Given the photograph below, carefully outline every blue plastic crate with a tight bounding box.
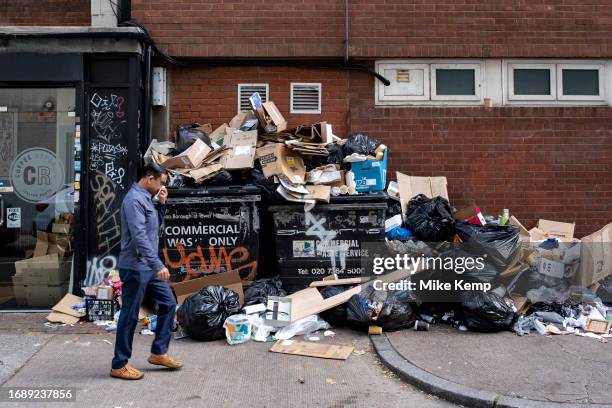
[351,149,388,192]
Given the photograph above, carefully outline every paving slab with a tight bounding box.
[0,323,457,408]
[0,334,53,385]
[385,325,612,405]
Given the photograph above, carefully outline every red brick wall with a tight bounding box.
[349,71,612,237]
[132,0,344,58]
[133,0,612,58]
[170,65,612,236]
[169,66,349,136]
[0,0,91,26]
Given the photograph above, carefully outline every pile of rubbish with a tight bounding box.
[145,92,388,205]
[43,92,611,354]
[376,172,612,341]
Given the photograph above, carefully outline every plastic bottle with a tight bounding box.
[499,209,509,226]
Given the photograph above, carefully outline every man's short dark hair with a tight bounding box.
[141,162,167,179]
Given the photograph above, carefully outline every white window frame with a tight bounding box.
[557,63,605,101]
[237,83,269,113]
[290,82,322,114]
[507,63,556,101]
[375,60,486,106]
[376,62,430,103]
[431,63,482,101]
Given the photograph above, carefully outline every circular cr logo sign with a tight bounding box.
[10,148,65,203]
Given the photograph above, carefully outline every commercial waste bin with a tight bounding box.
[160,185,262,283]
[269,193,387,292]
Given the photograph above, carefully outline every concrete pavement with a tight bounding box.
[0,314,456,408]
[376,324,612,407]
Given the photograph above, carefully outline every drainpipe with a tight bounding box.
[143,44,152,149]
[344,0,349,65]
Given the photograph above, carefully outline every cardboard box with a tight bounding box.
[47,233,71,258]
[46,311,80,325]
[96,285,114,300]
[265,296,292,326]
[270,340,354,360]
[189,163,224,183]
[229,111,255,130]
[221,130,257,170]
[529,219,576,242]
[294,122,333,144]
[12,284,27,307]
[396,172,449,214]
[195,123,213,135]
[306,164,342,185]
[537,219,575,239]
[160,139,212,169]
[453,204,486,226]
[27,283,68,308]
[51,223,71,235]
[576,222,612,288]
[538,257,566,279]
[255,143,306,184]
[12,282,69,308]
[51,293,85,318]
[209,123,229,146]
[305,185,331,203]
[509,216,531,242]
[262,101,287,132]
[13,254,70,285]
[172,270,244,305]
[33,231,49,257]
[287,285,361,323]
[351,149,388,193]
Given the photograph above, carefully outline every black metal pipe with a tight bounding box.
[0,31,148,40]
[344,0,349,65]
[143,44,152,150]
[0,26,390,85]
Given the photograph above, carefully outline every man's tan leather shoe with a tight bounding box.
[110,364,144,380]
[147,353,183,369]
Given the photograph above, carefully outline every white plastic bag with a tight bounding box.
[275,315,330,340]
[247,315,276,342]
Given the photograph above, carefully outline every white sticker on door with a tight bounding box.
[7,207,21,228]
[293,240,315,257]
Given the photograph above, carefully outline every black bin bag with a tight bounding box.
[597,275,612,306]
[459,291,517,332]
[244,276,287,306]
[346,287,418,332]
[319,285,352,327]
[175,124,211,154]
[405,194,455,242]
[455,221,520,272]
[343,132,381,157]
[177,285,241,341]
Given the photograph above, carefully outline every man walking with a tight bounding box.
[111,162,182,380]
